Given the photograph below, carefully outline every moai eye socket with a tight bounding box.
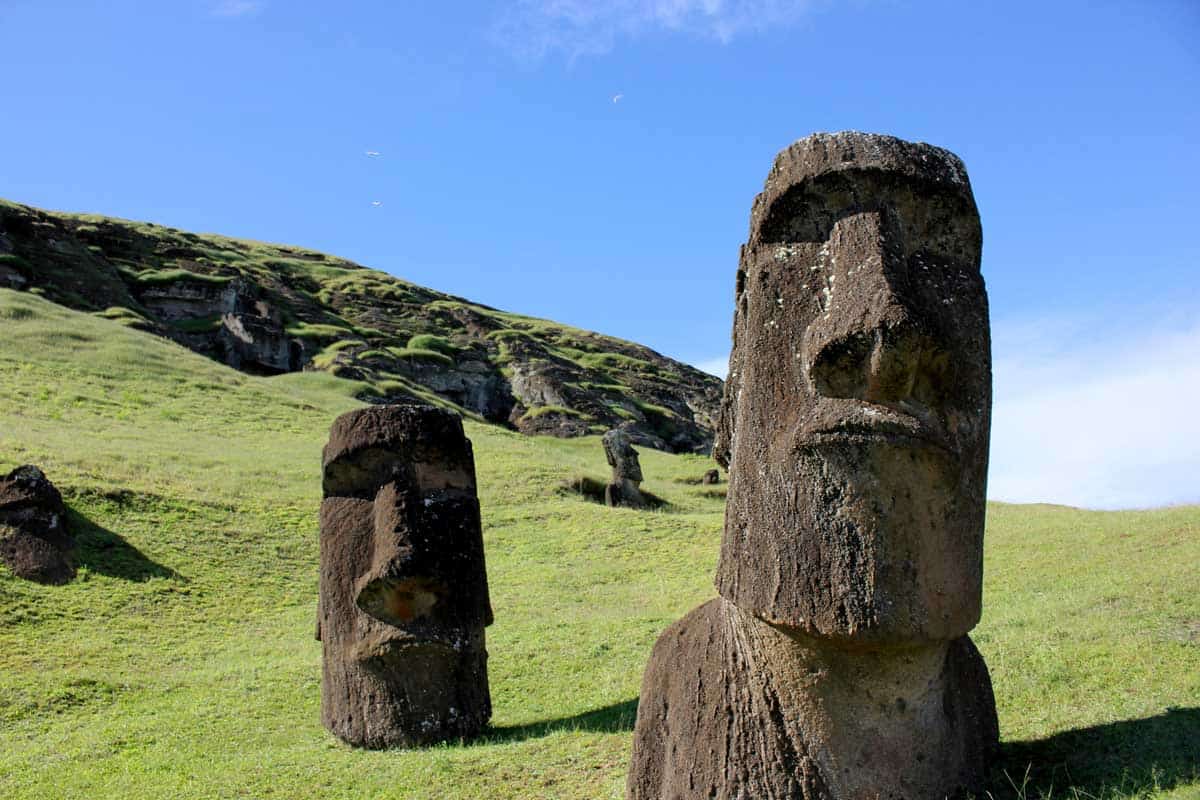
[356,575,447,625]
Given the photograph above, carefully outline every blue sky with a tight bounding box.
[2,0,1197,508]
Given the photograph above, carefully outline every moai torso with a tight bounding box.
[318,404,492,748]
[628,132,999,799]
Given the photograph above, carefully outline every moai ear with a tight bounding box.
[712,249,747,470]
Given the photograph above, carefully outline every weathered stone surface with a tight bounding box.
[318,404,492,748]
[135,276,303,374]
[630,599,998,800]
[218,308,303,374]
[701,468,720,485]
[0,264,26,289]
[602,428,645,508]
[0,465,74,584]
[629,132,998,800]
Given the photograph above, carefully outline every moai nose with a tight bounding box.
[805,211,930,404]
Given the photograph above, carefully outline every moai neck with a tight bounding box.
[725,599,986,800]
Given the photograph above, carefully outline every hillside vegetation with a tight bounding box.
[0,289,1197,799]
[0,198,722,453]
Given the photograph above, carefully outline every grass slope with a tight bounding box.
[0,288,1196,799]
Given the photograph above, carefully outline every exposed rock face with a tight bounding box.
[136,276,302,374]
[318,404,493,748]
[629,132,998,800]
[0,465,73,584]
[602,428,645,508]
[411,359,514,423]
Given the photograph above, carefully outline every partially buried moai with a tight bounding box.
[318,404,492,749]
[602,428,645,508]
[628,132,999,799]
[0,465,74,585]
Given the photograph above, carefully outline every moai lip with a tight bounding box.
[318,404,492,749]
[628,132,999,800]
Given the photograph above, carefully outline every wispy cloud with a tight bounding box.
[493,0,817,60]
[212,0,264,18]
[988,314,1200,510]
[694,355,729,378]
[692,313,1200,509]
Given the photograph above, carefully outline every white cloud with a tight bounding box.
[694,355,729,378]
[212,0,263,18]
[493,0,817,60]
[691,313,1200,509]
[988,314,1200,510]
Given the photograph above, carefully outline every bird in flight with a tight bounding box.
[365,150,382,157]
[370,201,383,207]
[612,93,623,104]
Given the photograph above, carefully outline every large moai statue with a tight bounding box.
[628,132,999,799]
[318,404,493,749]
[602,428,646,508]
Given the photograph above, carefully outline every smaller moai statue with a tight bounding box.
[318,404,493,749]
[602,428,645,508]
[700,469,720,485]
[0,465,74,584]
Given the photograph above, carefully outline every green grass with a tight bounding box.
[130,268,234,287]
[0,253,31,270]
[169,314,224,333]
[387,347,454,366]
[0,288,1196,799]
[407,333,459,356]
[285,322,355,341]
[520,404,591,422]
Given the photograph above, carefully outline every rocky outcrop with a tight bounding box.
[0,198,722,452]
[133,276,303,375]
[629,132,998,799]
[0,465,74,584]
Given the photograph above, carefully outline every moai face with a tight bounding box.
[714,133,991,646]
[319,405,492,748]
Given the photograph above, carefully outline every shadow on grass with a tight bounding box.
[989,706,1200,798]
[68,507,182,582]
[558,476,669,511]
[482,698,638,744]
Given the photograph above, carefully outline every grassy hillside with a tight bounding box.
[0,288,1196,799]
[0,198,722,453]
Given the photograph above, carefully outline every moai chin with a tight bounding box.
[602,428,646,508]
[628,132,999,799]
[318,404,493,749]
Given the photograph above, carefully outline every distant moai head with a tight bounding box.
[318,404,492,748]
[714,132,991,646]
[602,428,643,484]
